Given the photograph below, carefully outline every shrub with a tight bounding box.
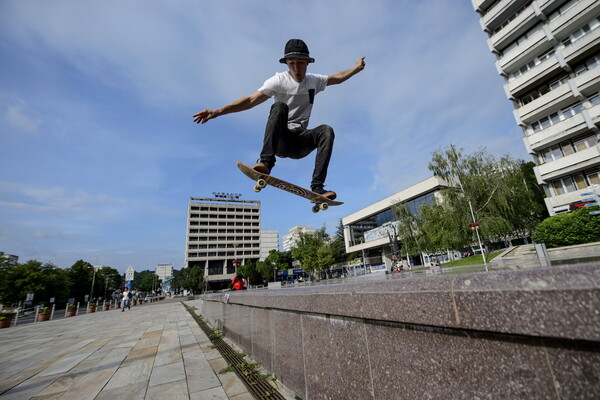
[532,207,600,248]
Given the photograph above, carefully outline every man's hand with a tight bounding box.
[193,109,221,124]
[327,56,366,86]
[356,56,366,72]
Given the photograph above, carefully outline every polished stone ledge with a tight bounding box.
[203,265,600,341]
[199,265,600,399]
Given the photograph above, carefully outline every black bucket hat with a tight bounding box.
[279,39,315,63]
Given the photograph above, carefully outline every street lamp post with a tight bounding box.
[467,198,488,271]
[104,275,110,300]
[89,267,97,302]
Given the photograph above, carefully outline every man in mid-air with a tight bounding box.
[193,39,365,199]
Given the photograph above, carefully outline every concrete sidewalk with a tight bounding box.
[0,299,254,400]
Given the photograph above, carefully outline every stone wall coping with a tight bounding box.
[201,265,600,341]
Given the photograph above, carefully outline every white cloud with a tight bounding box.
[1,96,41,134]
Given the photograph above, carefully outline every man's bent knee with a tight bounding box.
[270,102,288,115]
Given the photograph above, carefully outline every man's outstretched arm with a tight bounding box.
[193,91,270,124]
[327,57,366,86]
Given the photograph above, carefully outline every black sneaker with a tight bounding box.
[312,186,337,200]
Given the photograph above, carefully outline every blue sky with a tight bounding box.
[0,1,527,273]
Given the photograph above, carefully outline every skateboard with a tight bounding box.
[236,161,343,213]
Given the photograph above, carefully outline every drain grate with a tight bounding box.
[183,303,287,400]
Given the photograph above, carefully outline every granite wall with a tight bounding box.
[198,265,600,399]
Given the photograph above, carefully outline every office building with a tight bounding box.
[282,225,315,252]
[260,230,280,261]
[155,264,173,282]
[185,196,261,290]
[342,176,448,268]
[472,0,600,214]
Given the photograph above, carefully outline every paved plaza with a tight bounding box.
[0,299,257,400]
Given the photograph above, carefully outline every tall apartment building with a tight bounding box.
[259,230,280,261]
[282,225,315,252]
[472,0,600,215]
[185,197,261,290]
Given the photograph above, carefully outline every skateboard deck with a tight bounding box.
[236,161,343,213]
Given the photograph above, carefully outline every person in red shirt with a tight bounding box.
[232,273,245,291]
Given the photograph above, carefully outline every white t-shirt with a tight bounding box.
[258,71,328,131]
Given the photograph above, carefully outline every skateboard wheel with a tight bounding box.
[312,205,320,213]
[257,179,267,189]
[319,203,329,211]
[253,185,262,193]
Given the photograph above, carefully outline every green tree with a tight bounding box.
[426,145,542,251]
[263,250,291,280]
[291,227,334,279]
[237,260,264,286]
[172,267,204,293]
[67,260,94,302]
[533,207,600,248]
[331,219,348,263]
[95,267,122,300]
[0,253,11,303]
[2,260,70,305]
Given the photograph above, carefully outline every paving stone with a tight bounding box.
[0,300,257,400]
[148,361,186,387]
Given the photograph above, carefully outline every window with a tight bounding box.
[531,102,582,132]
[575,52,600,76]
[561,141,575,156]
[501,23,543,56]
[573,133,597,151]
[509,49,555,82]
[562,176,576,193]
[562,17,600,47]
[520,74,569,106]
[589,93,600,106]
[541,145,563,162]
[493,1,533,34]
[573,173,587,190]
[587,170,600,185]
[548,0,582,22]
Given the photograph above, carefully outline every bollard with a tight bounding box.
[50,304,55,320]
[76,302,80,316]
[34,305,40,323]
[13,307,20,326]
[64,303,69,318]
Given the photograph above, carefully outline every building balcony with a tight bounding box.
[506,54,561,97]
[537,145,600,182]
[549,0,600,42]
[536,0,562,14]
[562,27,600,65]
[544,187,594,214]
[589,102,600,126]
[524,113,589,150]
[472,0,499,14]
[345,236,390,255]
[516,82,573,124]
[499,29,550,74]
[489,5,538,52]
[574,68,600,96]
[482,0,528,30]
